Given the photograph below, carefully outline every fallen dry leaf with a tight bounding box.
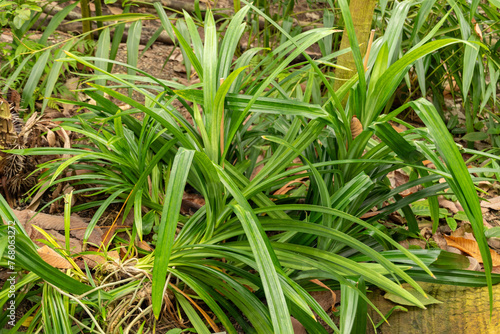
[478,181,492,191]
[438,197,459,214]
[463,232,476,241]
[310,279,337,312]
[37,245,72,269]
[483,218,493,229]
[432,232,448,250]
[181,192,205,215]
[389,212,405,224]
[274,177,308,196]
[108,6,122,15]
[488,237,500,250]
[388,170,421,197]
[481,196,500,211]
[360,211,382,219]
[467,256,481,271]
[473,20,483,41]
[446,246,462,255]
[82,250,120,268]
[444,235,500,266]
[13,209,102,246]
[171,49,184,62]
[450,224,471,237]
[390,122,407,133]
[46,129,56,147]
[136,240,153,252]
[399,238,427,249]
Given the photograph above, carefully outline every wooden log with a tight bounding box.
[35,8,175,45]
[34,7,323,64]
[113,0,322,31]
[367,282,500,333]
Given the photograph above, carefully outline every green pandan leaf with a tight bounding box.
[384,287,443,306]
[462,132,488,142]
[165,329,184,334]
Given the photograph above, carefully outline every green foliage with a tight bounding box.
[0,1,89,112]
[0,1,150,113]
[1,1,500,333]
[0,0,42,29]
[371,0,500,146]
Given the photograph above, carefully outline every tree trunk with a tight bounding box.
[334,0,377,93]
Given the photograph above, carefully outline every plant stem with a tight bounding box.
[80,0,93,40]
[233,0,240,13]
[95,0,104,32]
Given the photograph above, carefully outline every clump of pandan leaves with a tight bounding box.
[2,1,500,333]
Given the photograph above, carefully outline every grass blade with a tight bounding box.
[95,27,111,96]
[126,20,142,97]
[22,49,51,109]
[42,41,74,112]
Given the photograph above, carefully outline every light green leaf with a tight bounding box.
[462,132,488,142]
[384,287,442,306]
[152,149,195,318]
[485,227,500,239]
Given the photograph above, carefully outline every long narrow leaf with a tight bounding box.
[152,149,195,318]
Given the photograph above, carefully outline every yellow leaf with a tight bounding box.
[22,316,34,327]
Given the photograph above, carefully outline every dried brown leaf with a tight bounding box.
[444,235,500,266]
[438,197,459,214]
[310,279,337,312]
[388,170,420,197]
[82,250,120,268]
[390,122,406,133]
[37,245,72,269]
[474,22,483,42]
[181,192,206,215]
[350,116,363,139]
[467,256,481,271]
[432,232,448,250]
[108,6,122,15]
[250,154,265,181]
[13,210,103,246]
[136,240,153,252]
[481,196,500,211]
[274,177,308,196]
[46,129,56,147]
[360,211,382,219]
